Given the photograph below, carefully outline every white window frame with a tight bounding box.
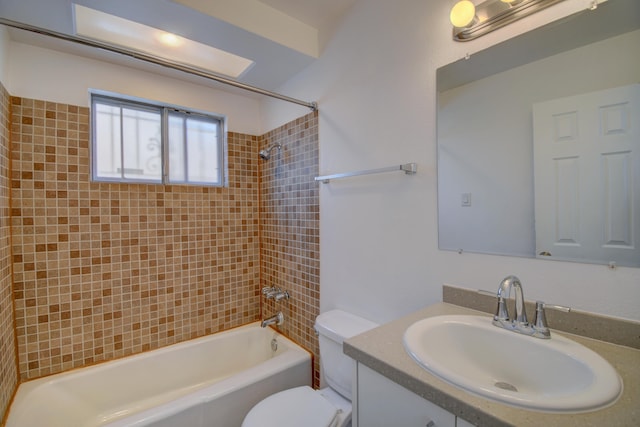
[90,90,228,187]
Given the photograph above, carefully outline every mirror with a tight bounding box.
[437,0,640,267]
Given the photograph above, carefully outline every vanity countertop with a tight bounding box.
[343,302,640,427]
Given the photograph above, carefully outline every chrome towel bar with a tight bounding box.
[315,163,417,184]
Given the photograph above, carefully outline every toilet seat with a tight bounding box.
[242,386,339,427]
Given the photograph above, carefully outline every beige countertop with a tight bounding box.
[344,302,640,427]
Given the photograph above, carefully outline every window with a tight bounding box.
[91,92,227,186]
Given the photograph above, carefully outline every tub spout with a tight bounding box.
[261,312,284,328]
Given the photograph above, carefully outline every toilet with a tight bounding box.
[242,309,378,427]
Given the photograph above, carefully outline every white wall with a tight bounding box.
[262,0,640,323]
[0,28,9,84]
[5,41,262,135]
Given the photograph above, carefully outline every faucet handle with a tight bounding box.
[262,287,290,301]
[533,301,550,338]
[533,301,571,338]
[494,296,510,323]
[274,290,290,301]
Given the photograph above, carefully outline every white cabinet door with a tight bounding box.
[456,417,476,427]
[355,363,456,427]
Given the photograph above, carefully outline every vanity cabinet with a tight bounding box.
[455,418,475,427]
[355,363,474,427]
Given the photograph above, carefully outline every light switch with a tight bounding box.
[461,193,471,207]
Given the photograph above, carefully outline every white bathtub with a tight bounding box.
[6,322,311,427]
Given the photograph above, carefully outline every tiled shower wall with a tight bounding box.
[10,97,262,380]
[260,112,320,387]
[0,84,17,419]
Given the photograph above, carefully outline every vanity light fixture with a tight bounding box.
[450,0,566,41]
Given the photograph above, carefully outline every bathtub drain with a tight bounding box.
[271,338,278,352]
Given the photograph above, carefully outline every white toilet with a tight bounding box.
[242,309,378,427]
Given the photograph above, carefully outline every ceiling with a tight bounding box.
[0,0,358,94]
[260,0,355,31]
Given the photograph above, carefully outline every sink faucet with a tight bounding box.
[494,275,528,327]
[261,311,284,328]
[493,275,542,337]
[490,276,571,339]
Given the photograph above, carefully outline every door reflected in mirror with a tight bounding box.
[437,0,640,267]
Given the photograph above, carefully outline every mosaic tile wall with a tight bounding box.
[0,83,17,420]
[260,111,321,387]
[10,97,262,380]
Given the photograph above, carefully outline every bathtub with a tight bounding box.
[6,322,311,427]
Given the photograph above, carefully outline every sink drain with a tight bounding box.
[494,381,518,392]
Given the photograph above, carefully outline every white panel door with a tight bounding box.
[533,84,640,266]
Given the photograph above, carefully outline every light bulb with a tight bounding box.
[450,1,476,28]
[157,32,183,47]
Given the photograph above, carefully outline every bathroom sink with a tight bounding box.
[403,315,622,413]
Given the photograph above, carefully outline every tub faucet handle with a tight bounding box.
[274,290,290,301]
[263,287,290,301]
[263,286,280,299]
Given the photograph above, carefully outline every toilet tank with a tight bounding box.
[314,310,378,400]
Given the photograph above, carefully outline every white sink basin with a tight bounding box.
[403,315,622,413]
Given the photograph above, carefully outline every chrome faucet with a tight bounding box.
[261,311,284,328]
[494,275,528,328]
[488,276,571,339]
[493,275,545,338]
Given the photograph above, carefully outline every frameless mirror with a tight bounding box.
[437,0,640,267]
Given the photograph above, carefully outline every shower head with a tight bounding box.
[259,144,281,160]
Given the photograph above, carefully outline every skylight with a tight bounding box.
[73,4,254,78]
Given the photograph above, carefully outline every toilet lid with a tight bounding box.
[242,386,338,427]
